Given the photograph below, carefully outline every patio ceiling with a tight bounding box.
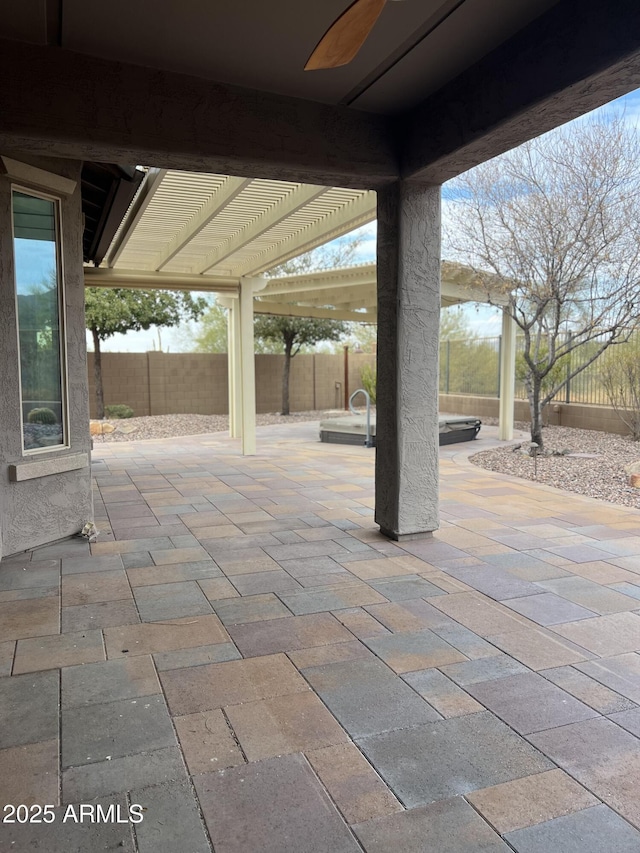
[0,0,560,116]
[84,169,506,318]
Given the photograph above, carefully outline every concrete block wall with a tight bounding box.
[149,353,228,416]
[88,351,376,417]
[253,355,281,412]
[439,393,633,437]
[88,352,228,417]
[87,359,633,436]
[547,402,632,436]
[313,354,345,410]
[88,352,151,417]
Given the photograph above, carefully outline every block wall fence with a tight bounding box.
[87,352,631,436]
[439,393,631,436]
[87,352,376,418]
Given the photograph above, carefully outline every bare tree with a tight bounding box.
[445,113,640,449]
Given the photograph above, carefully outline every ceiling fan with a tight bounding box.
[305,0,407,71]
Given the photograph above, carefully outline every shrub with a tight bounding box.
[360,363,377,404]
[600,344,640,440]
[27,407,57,425]
[104,404,134,419]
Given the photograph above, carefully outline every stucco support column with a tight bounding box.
[375,181,441,540]
[498,309,516,440]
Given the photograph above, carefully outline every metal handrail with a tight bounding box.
[349,388,373,447]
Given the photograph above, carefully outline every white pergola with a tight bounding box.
[86,169,516,452]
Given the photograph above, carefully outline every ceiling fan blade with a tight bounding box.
[305,0,387,71]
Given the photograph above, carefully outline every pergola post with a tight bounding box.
[238,277,265,456]
[498,309,516,440]
[219,294,243,439]
[229,299,242,438]
[375,181,441,540]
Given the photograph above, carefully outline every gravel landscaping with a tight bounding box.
[471,423,640,508]
[91,410,334,442]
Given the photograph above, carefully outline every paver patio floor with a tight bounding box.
[3,422,640,850]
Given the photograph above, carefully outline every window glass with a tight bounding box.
[13,190,65,451]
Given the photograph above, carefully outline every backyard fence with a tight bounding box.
[87,351,376,419]
[439,332,640,407]
[88,333,640,438]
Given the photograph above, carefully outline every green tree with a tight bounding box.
[184,298,283,354]
[255,231,361,413]
[440,306,473,340]
[187,298,227,353]
[360,362,377,404]
[334,322,377,354]
[85,288,207,418]
[254,316,347,414]
[446,112,640,449]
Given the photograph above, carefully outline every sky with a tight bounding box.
[88,87,640,353]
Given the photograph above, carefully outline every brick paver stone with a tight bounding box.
[194,753,361,853]
[354,796,510,852]
[7,425,640,849]
[160,653,309,716]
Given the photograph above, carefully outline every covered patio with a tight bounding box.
[3,425,640,850]
[2,1,640,849]
[84,169,517,452]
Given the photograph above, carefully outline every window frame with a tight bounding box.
[11,184,70,456]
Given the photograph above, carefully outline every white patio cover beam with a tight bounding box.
[261,284,375,308]
[197,184,331,274]
[262,263,508,305]
[262,265,377,296]
[106,168,167,268]
[440,280,508,306]
[84,267,239,293]
[154,176,252,271]
[254,302,375,321]
[233,192,376,277]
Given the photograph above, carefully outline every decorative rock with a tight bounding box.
[90,421,116,436]
[471,423,640,508]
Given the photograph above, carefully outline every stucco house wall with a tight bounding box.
[0,154,92,558]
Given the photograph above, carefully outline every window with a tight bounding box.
[12,189,67,452]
